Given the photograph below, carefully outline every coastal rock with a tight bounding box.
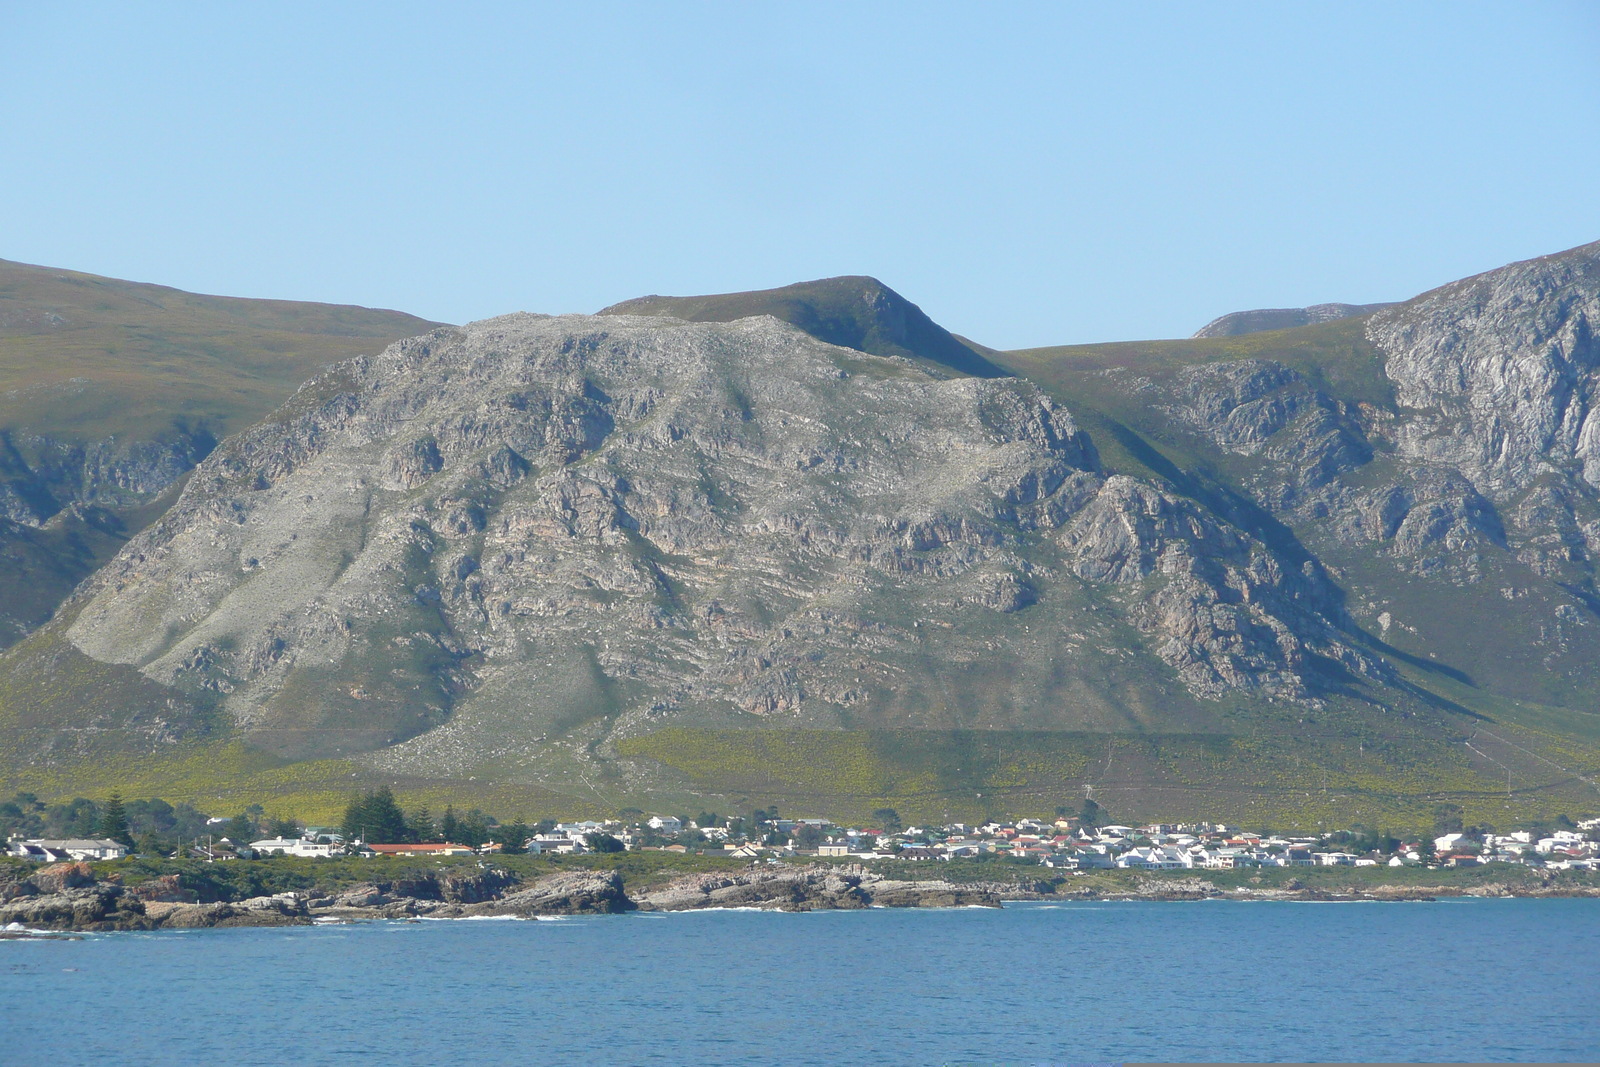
[632,864,999,911]
[130,873,197,903]
[468,869,632,916]
[1132,875,1222,900]
[143,898,310,928]
[633,866,869,911]
[865,879,1000,908]
[327,868,518,908]
[0,884,151,931]
[31,861,96,893]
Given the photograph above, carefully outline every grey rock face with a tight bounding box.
[1094,241,1600,706]
[0,428,214,527]
[1369,241,1600,499]
[58,312,1362,765]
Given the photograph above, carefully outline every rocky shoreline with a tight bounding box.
[4,862,1597,934]
[0,862,1004,933]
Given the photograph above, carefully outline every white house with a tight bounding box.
[248,837,302,855]
[1116,846,1191,870]
[529,835,585,854]
[12,838,127,861]
[248,837,343,858]
[648,816,683,834]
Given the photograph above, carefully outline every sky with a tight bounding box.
[2,3,1598,348]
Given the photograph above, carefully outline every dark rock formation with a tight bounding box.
[464,869,633,916]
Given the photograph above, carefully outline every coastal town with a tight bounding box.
[8,793,1600,873]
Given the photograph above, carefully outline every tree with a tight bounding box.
[98,793,135,848]
[791,824,824,849]
[440,806,459,843]
[269,816,302,840]
[1079,798,1104,829]
[224,812,255,844]
[341,787,407,844]
[872,808,903,833]
[585,832,625,853]
[1433,803,1464,836]
[457,809,491,849]
[126,798,177,836]
[407,806,435,843]
[59,797,100,837]
[498,821,530,855]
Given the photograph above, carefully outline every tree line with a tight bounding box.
[340,787,545,852]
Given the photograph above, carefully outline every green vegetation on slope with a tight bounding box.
[0,258,442,646]
[615,721,1600,831]
[0,257,441,445]
[599,275,1006,379]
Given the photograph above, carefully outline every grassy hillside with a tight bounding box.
[0,257,440,445]
[0,258,441,644]
[599,275,1007,379]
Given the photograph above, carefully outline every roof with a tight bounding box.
[367,842,474,854]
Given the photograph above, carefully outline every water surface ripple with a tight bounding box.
[4,898,1598,1064]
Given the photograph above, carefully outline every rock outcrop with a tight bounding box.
[625,864,1001,911]
[463,869,633,916]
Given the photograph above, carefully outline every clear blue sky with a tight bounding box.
[3,3,1598,348]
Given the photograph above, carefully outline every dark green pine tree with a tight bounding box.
[498,821,530,855]
[340,795,366,843]
[341,787,409,844]
[97,792,135,848]
[224,812,256,844]
[458,809,490,848]
[440,805,459,843]
[1078,797,1104,829]
[407,805,435,844]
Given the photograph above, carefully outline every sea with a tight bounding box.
[4,898,1598,1065]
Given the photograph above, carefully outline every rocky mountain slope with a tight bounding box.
[1193,301,1396,338]
[56,311,1376,766]
[0,259,439,645]
[4,245,1600,827]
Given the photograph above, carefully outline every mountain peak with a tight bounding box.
[600,275,1007,379]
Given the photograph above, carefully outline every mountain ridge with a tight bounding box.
[1193,301,1397,338]
[5,245,1600,827]
[599,275,1008,380]
[0,257,442,645]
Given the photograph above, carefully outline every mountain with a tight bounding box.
[4,247,1600,828]
[1194,302,1396,338]
[0,258,441,645]
[599,275,1008,379]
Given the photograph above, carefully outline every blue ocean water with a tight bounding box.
[4,898,1598,1065]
